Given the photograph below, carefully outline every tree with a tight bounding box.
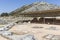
[1,12,9,17]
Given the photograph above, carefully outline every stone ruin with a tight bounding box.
[43,34,60,40]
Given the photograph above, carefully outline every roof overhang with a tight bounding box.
[20,9,60,14]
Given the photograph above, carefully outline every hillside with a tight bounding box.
[10,4,34,16]
[10,1,60,16]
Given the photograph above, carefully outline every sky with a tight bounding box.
[0,0,60,13]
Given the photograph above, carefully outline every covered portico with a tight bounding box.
[38,17,56,24]
[19,9,60,25]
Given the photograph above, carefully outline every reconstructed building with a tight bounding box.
[19,9,60,25]
[15,2,60,25]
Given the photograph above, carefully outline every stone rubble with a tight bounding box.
[43,34,60,40]
[0,31,35,40]
[0,22,35,40]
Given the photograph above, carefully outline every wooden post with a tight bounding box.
[43,17,45,24]
[53,18,54,24]
[53,18,55,25]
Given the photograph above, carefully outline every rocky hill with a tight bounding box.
[10,1,60,16]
